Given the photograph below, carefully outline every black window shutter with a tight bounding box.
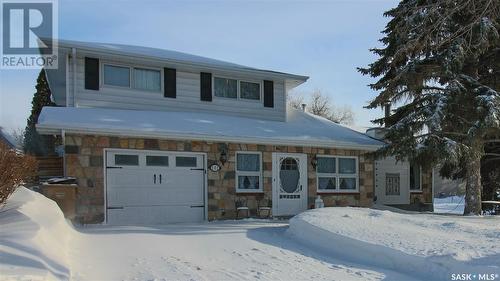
[200,72,212,101]
[264,80,274,108]
[84,57,99,90]
[164,68,176,98]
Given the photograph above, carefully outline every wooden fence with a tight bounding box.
[36,156,63,179]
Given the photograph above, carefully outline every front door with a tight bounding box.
[272,153,308,216]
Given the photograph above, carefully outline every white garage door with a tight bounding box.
[105,150,205,225]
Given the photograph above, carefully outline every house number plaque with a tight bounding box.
[209,164,221,172]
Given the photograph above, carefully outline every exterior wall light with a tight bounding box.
[219,150,228,166]
[311,155,318,169]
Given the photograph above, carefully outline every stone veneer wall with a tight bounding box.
[64,134,375,224]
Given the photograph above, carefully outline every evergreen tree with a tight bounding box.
[359,0,500,215]
[23,69,56,156]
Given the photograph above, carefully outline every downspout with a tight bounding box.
[65,53,70,107]
[62,129,66,177]
[72,47,77,107]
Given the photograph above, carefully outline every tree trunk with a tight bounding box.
[463,150,482,215]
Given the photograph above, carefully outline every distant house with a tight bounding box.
[366,127,465,211]
[0,128,18,150]
[366,128,434,211]
[36,39,384,225]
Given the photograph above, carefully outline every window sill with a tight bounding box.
[214,96,262,103]
[317,191,360,195]
[236,190,264,194]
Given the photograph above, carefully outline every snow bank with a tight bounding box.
[0,187,75,280]
[288,207,500,280]
[434,196,465,214]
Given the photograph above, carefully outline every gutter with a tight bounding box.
[36,124,383,151]
[71,47,77,106]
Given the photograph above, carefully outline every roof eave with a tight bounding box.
[36,124,382,151]
[55,41,309,83]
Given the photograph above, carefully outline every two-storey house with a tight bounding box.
[36,39,384,224]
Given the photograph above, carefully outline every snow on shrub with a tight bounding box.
[0,142,37,204]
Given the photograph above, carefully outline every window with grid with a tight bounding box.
[316,156,358,192]
[235,152,262,192]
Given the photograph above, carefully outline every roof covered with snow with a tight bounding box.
[0,128,18,149]
[36,107,383,150]
[52,39,308,82]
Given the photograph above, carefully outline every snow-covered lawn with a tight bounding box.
[434,196,465,214]
[289,207,500,281]
[1,188,499,281]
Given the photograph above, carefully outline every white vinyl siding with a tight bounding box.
[235,152,262,193]
[316,155,359,193]
[72,54,286,121]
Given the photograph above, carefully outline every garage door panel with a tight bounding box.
[107,205,204,225]
[106,150,205,225]
[109,187,204,207]
[107,169,145,186]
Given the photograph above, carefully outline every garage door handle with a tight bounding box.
[190,205,204,208]
[153,174,156,184]
[159,174,162,184]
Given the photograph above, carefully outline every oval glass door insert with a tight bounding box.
[279,157,300,193]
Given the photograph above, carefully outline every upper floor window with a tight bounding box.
[134,68,161,91]
[240,81,260,100]
[214,76,261,101]
[214,77,237,98]
[316,156,358,192]
[104,65,130,88]
[103,64,161,92]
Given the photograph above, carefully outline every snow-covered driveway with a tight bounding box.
[7,188,497,281]
[70,221,415,281]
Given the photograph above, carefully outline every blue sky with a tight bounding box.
[0,0,397,133]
